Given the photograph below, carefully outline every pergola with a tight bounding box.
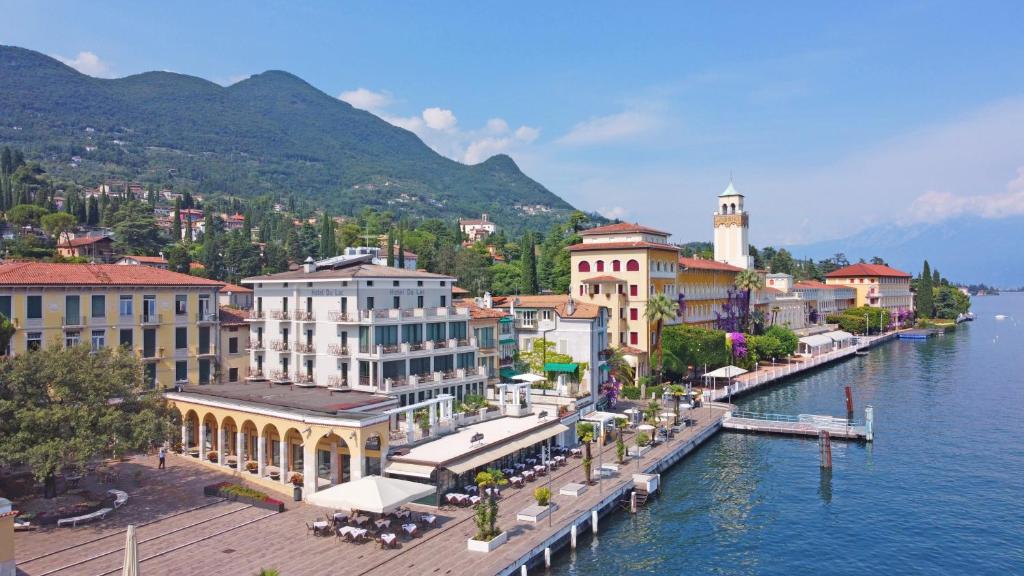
[384,394,455,444]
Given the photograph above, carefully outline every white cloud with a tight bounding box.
[422,107,458,131]
[54,51,111,78]
[557,110,658,146]
[485,118,509,134]
[598,206,629,220]
[339,87,393,112]
[908,167,1024,222]
[514,126,540,143]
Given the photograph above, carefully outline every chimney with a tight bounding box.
[483,292,493,309]
[565,295,576,316]
[303,256,316,273]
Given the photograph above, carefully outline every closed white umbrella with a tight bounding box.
[306,475,435,514]
[122,524,138,576]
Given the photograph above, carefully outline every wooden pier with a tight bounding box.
[723,410,870,440]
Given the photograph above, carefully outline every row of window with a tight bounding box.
[0,294,210,322]
[257,279,445,289]
[578,259,639,273]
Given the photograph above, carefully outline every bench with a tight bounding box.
[108,489,129,509]
[57,507,113,527]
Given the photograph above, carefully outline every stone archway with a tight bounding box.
[220,415,239,468]
[200,412,219,462]
[180,409,200,453]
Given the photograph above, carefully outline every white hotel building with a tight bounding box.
[242,256,487,408]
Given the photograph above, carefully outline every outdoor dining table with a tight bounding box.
[420,514,437,526]
[509,476,524,487]
[570,448,583,457]
[502,468,515,476]
[332,512,348,526]
[338,526,368,540]
[65,474,83,489]
[484,487,501,497]
[470,495,481,505]
[533,464,546,474]
[465,485,478,495]
[525,458,538,465]
[554,455,567,464]
[351,515,369,526]
[393,510,411,520]
[446,493,468,506]
[313,520,330,536]
[514,462,526,471]
[375,518,391,530]
[402,523,418,537]
[380,532,397,548]
[522,470,536,481]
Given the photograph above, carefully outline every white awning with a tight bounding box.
[306,475,435,514]
[510,374,546,383]
[799,334,833,348]
[703,365,748,379]
[824,330,853,342]
[445,423,569,475]
[384,461,436,480]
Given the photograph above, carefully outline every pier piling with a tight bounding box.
[544,547,551,568]
[592,510,599,534]
[818,430,832,469]
[571,524,577,548]
[865,405,874,441]
[845,386,854,418]
[520,565,527,576]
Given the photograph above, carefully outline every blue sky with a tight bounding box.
[4,0,1024,246]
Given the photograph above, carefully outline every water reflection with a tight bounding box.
[818,468,832,504]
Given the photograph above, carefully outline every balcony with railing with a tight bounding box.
[195,346,216,358]
[378,366,489,392]
[246,310,266,321]
[269,309,290,320]
[269,369,291,383]
[245,368,267,381]
[327,343,349,356]
[294,372,315,386]
[62,315,84,329]
[294,342,316,354]
[140,313,162,326]
[294,311,315,322]
[197,311,218,324]
[363,337,477,358]
[328,310,357,323]
[327,374,347,389]
[358,306,472,323]
[270,339,289,351]
[247,340,265,352]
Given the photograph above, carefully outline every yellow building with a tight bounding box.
[677,257,742,328]
[570,222,681,375]
[219,305,250,384]
[165,384,392,499]
[0,262,223,387]
[824,263,914,315]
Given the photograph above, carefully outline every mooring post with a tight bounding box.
[844,386,854,419]
[545,547,551,568]
[591,510,599,534]
[520,564,527,576]
[630,491,637,513]
[865,405,874,441]
[571,524,577,548]
[818,430,832,469]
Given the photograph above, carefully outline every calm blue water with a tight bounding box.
[550,294,1024,575]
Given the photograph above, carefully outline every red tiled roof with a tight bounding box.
[678,257,742,272]
[451,286,470,295]
[492,295,603,319]
[825,263,911,278]
[59,235,112,248]
[219,282,253,294]
[619,346,645,355]
[219,305,248,325]
[455,298,509,320]
[0,262,224,287]
[792,280,839,289]
[581,275,625,283]
[580,222,670,237]
[568,241,678,253]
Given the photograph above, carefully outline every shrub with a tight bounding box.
[637,432,650,446]
[615,435,626,464]
[764,325,798,356]
[533,487,551,506]
[620,386,642,400]
[245,460,258,472]
[206,450,218,462]
[289,472,303,486]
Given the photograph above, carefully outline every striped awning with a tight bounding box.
[384,461,436,480]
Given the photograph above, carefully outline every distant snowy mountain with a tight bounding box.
[787,216,1024,287]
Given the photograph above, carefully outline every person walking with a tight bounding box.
[158,445,167,470]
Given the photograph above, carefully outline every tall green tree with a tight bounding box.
[111,201,164,255]
[519,232,538,294]
[917,260,934,319]
[386,230,395,266]
[734,269,763,330]
[172,197,182,242]
[0,345,178,497]
[644,293,680,383]
[40,211,76,247]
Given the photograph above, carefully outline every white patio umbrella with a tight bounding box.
[659,412,676,421]
[637,424,655,432]
[511,373,546,383]
[121,524,138,576]
[306,475,435,514]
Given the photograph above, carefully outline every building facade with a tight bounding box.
[677,257,742,328]
[457,293,509,392]
[218,306,249,384]
[824,263,914,314]
[458,213,497,242]
[242,257,487,408]
[0,262,222,386]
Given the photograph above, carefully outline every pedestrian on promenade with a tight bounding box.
[158,445,167,469]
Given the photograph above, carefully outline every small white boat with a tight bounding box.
[995,315,1007,320]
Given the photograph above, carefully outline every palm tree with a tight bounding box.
[644,293,679,384]
[607,347,635,387]
[734,269,763,331]
[668,384,687,423]
[576,422,596,485]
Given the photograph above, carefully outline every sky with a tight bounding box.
[4,0,1024,246]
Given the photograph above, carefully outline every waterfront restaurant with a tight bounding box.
[385,413,568,495]
[165,383,394,500]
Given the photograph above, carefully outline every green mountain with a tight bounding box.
[0,45,577,232]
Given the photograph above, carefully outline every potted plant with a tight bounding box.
[245,460,258,474]
[188,447,199,458]
[518,486,556,523]
[533,486,551,506]
[206,450,219,463]
[414,409,431,436]
[615,434,626,464]
[172,441,183,454]
[467,468,509,552]
[637,432,650,447]
[290,472,304,501]
[576,422,595,485]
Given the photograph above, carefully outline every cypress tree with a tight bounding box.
[520,232,538,294]
[918,260,934,319]
[172,198,182,241]
[397,227,406,269]
[386,231,395,267]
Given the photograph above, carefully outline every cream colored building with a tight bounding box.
[824,263,913,314]
[219,306,249,384]
[569,222,680,374]
[0,262,223,387]
[713,181,754,270]
[677,257,742,328]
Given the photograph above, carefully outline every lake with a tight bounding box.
[549,293,1024,575]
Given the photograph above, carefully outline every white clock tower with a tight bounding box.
[713,180,753,270]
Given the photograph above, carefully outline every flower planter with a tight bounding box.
[628,445,651,457]
[467,531,508,553]
[516,503,556,523]
[203,482,286,512]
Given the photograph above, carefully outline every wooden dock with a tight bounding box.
[723,410,869,440]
